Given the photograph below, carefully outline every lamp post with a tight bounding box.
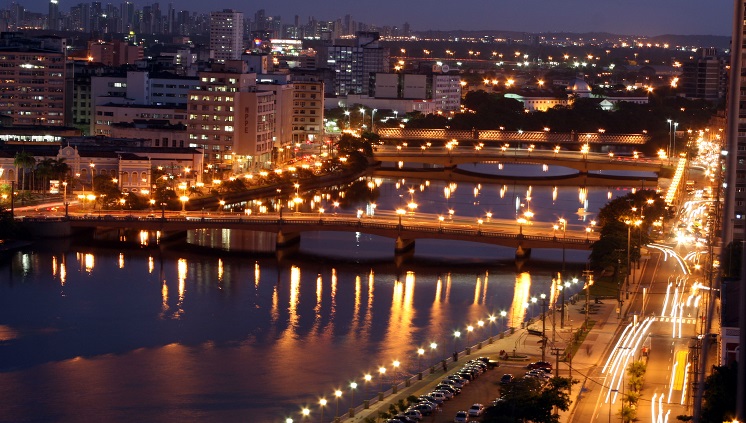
[334,390,342,419]
[466,325,474,350]
[378,366,386,392]
[396,208,405,227]
[89,162,95,191]
[301,407,310,420]
[363,373,372,398]
[359,107,366,130]
[349,381,357,411]
[453,331,461,361]
[430,341,439,363]
[517,217,527,236]
[540,293,547,361]
[318,398,327,423]
[417,348,425,375]
[371,109,377,132]
[62,181,68,217]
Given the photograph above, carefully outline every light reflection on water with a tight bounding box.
[0,247,571,422]
[0,171,644,421]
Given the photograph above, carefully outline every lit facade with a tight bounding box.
[0,47,66,125]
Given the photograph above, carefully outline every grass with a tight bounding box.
[589,275,620,298]
[563,320,596,361]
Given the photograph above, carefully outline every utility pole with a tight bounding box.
[582,269,594,328]
[541,294,547,362]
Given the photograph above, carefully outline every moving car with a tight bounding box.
[468,404,485,416]
[454,410,469,422]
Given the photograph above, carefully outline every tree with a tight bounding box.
[699,362,737,423]
[483,376,574,423]
[590,190,667,271]
[13,151,36,192]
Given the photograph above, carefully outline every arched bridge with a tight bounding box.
[377,128,650,145]
[29,213,598,258]
[373,147,664,174]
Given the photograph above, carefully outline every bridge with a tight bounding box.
[376,128,650,145]
[371,167,657,188]
[372,147,665,174]
[21,213,598,259]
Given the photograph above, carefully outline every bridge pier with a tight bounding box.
[394,236,415,254]
[515,245,532,260]
[276,230,301,248]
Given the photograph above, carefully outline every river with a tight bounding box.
[0,164,655,422]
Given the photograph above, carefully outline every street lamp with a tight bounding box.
[349,381,357,411]
[453,330,461,360]
[540,293,547,361]
[318,398,327,423]
[417,348,425,374]
[500,310,508,334]
[359,107,366,129]
[334,390,342,419]
[371,109,377,132]
[396,208,406,226]
[62,181,68,217]
[517,217,527,235]
[301,408,310,419]
[378,366,386,392]
[466,325,474,350]
[179,195,189,213]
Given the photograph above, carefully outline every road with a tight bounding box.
[567,133,721,423]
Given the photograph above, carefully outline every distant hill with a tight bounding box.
[647,34,730,50]
[413,30,731,50]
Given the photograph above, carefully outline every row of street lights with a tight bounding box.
[285,310,521,422]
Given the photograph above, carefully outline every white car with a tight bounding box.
[468,403,485,417]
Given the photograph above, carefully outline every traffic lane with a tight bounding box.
[426,363,526,423]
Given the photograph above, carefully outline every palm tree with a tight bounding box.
[13,151,36,192]
[35,158,55,193]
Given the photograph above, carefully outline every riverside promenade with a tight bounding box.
[339,290,621,423]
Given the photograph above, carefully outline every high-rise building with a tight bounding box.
[0,33,66,126]
[187,61,275,172]
[325,31,389,96]
[682,48,726,101]
[210,9,244,62]
[48,0,59,30]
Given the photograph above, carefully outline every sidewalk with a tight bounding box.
[339,291,620,423]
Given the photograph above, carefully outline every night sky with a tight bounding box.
[22,0,732,36]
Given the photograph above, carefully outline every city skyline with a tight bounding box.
[19,0,732,37]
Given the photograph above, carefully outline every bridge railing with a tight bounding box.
[39,215,597,244]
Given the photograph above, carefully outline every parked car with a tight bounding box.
[430,391,449,401]
[419,394,442,405]
[435,384,460,395]
[408,403,433,416]
[441,378,465,388]
[500,373,514,384]
[527,361,552,371]
[468,404,485,416]
[447,375,469,385]
[454,410,469,423]
[433,389,453,399]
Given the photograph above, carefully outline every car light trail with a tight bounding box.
[603,317,653,403]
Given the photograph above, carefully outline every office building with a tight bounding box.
[0,34,66,126]
[187,61,276,172]
[48,0,59,30]
[682,48,726,101]
[210,9,244,62]
[325,32,389,96]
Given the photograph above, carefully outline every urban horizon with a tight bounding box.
[13,0,733,37]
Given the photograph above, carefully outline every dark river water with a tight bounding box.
[0,164,654,422]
